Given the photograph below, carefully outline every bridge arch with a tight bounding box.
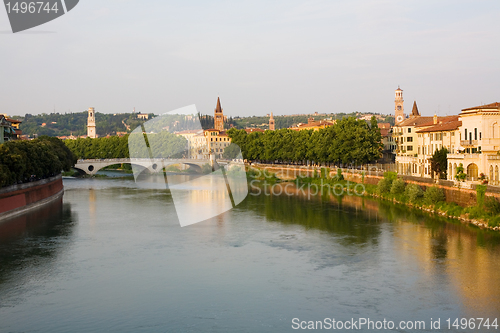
[74,159,209,175]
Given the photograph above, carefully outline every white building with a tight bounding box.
[447,102,500,184]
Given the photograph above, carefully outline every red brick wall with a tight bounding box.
[0,177,63,214]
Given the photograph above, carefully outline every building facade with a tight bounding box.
[190,129,231,159]
[0,115,22,143]
[447,102,500,184]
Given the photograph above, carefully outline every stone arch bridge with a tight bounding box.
[74,158,213,175]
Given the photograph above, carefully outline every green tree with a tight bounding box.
[430,147,448,179]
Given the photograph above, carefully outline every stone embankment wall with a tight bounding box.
[249,163,500,207]
[0,175,64,221]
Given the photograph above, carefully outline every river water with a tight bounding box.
[0,177,499,332]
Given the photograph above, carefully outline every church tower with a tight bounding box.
[87,107,96,138]
[269,112,275,131]
[214,97,224,131]
[395,87,405,124]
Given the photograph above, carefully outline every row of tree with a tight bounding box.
[64,132,189,160]
[64,136,130,159]
[0,137,76,188]
[225,116,383,165]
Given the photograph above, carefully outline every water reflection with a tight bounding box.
[0,199,76,293]
[244,182,500,319]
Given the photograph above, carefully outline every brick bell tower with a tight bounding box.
[214,97,224,131]
[395,86,405,124]
[269,112,275,130]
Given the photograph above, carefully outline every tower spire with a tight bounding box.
[411,101,420,117]
[269,112,275,131]
[214,97,224,131]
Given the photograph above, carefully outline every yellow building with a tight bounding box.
[393,95,463,178]
[447,102,500,183]
[190,129,231,159]
[414,115,461,178]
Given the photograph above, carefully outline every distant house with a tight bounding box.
[245,128,265,134]
[0,115,22,143]
[137,113,149,120]
[290,117,335,131]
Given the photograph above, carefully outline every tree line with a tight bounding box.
[225,116,383,166]
[0,137,76,188]
[20,111,155,137]
[64,132,188,160]
[64,135,130,159]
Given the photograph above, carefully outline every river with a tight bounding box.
[0,177,499,332]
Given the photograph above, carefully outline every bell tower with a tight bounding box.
[87,107,96,138]
[395,87,404,124]
[214,97,224,131]
[269,112,275,131]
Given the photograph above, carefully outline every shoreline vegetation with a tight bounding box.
[247,166,500,231]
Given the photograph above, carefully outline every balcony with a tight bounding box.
[460,140,478,147]
[488,155,500,160]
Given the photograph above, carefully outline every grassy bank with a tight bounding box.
[248,166,500,231]
[367,172,500,229]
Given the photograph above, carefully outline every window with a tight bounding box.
[465,129,467,139]
[418,147,421,154]
[430,134,433,141]
[407,137,413,142]
[475,128,478,140]
[408,128,412,133]
[407,146,413,151]
[451,132,455,136]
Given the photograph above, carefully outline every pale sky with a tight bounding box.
[1,0,499,118]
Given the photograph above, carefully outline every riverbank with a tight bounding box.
[0,174,64,221]
[247,164,500,231]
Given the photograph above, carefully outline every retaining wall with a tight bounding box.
[0,175,64,221]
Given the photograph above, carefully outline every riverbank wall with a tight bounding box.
[249,163,500,207]
[0,175,64,221]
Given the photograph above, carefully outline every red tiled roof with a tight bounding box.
[377,123,391,129]
[396,116,434,127]
[415,115,459,128]
[461,102,500,112]
[416,120,462,133]
[296,120,335,128]
[380,128,391,137]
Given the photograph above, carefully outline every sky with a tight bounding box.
[1,0,499,118]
